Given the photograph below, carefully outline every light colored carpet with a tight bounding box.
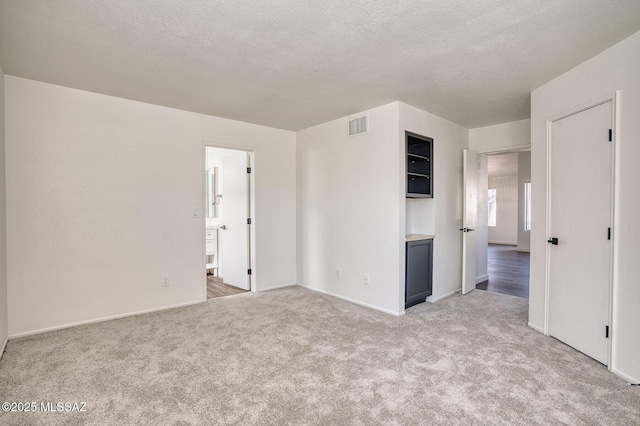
[0,287,638,425]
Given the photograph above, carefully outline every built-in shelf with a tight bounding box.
[408,153,430,160]
[406,132,433,198]
[404,132,435,309]
[408,172,430,178]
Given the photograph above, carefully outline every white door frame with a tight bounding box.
[202,141,257,301]
[471,145,531,296]
[543,91,619,371]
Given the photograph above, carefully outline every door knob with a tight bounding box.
[547,237,558,245]
[467,228,475,232]
[220,225,227,230]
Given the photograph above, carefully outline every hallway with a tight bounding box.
[476,244,530,298]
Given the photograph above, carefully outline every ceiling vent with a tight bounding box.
[348,116,368,136]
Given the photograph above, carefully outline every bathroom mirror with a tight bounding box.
[206,167,218,218]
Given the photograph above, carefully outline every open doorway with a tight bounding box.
[204,146,254,300]
[475,151,531,298]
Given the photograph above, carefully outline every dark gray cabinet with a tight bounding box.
[406,132,433,198]
[405,239,433,308]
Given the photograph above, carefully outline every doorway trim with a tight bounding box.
[476,144,531,156]
[543,91,619,371]
[472,147,531,295]
[202,141,257,302]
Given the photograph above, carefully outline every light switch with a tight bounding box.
[192,208,199,218]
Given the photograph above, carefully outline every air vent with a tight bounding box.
[348,116,368,136]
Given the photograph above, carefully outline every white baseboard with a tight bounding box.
[426,290,458,303]
[611,367,640,385]
[259,283,297,292]
[488,240,517,246]
[0,335,7,361]
[475,274,489,284]
[9,300,203,340]
[528,322,544,334]
[298,284,404,316]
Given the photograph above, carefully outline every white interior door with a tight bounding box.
[462,149,478,294]
[220,151,250,290]
[548,101,612,365]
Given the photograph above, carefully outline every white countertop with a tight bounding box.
[405,234,435,242]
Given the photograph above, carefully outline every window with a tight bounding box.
[488,188,497,227]
[524,181,532,231]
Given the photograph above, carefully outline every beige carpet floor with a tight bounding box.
[0,287,638,425]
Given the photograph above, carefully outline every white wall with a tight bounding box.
[400,103,469,302]
[296,103,403,314]
[475,155,488,283]
[5,76,296,337]
[530,30,640,382]
[516,151,531,252]
[0,66,8,356]
[296,101,468,314]
[488,175,518,245]
[469,119,531,153]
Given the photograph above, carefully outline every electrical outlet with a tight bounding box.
[364,274,369,285]
[162,275,169,287]
[336,268,342,279]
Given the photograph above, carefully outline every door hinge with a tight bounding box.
[247,218,252,225]
[247,268,252,275]
[247,167,252,174]
[608,129,612,142]
[605,325,610,338]
[608,227,611,240]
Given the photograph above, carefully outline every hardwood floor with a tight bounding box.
[476,244,530,298]
[207,275,248,299]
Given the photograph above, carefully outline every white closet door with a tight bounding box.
[548,101,612,365]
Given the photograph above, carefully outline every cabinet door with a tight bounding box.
[206,239,215,255]
[405,240,433,308]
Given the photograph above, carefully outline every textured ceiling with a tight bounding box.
[1,1,640,131]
